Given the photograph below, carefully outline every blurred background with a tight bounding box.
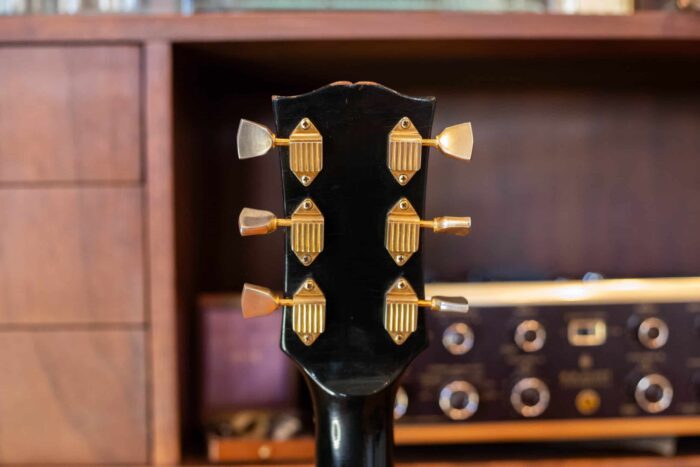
[0,1,699,466]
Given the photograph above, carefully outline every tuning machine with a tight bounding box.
[239,198,324,266]
[241,279,326,346]
[384,277,468,345]
[237,117,323,186]
[385,197,470,266]
[388,116,473,185]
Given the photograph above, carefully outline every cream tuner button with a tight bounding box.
[514,320,546,352]
[511,377,550,418]
[635,373,673,414]
[442,322,474,355]
[394,386,408,420]
[439,381,479,420]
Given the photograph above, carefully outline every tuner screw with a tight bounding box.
[400,118,410,129]
[397,279,406,289]
[398,174,408,184]
[304,280,315,290]
[301,255,311,265]
[303,200,313,210]
[301,175,311,185]
[301,118,311,130]
[399,200,408,210]
[396,255,406,265]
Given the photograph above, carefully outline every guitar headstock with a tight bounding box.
[237,82,472,397]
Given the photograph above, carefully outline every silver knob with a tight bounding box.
[637,317,669,350]
[635,373,673,414]
[439,380,479,420]
[511,377,550,418]
[394,386,409,420]
[514,320,546,352]
[442,322,474,355]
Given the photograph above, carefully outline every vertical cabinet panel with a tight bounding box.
[0,330,148,464]
[0,188,145,324]
[0,46,141,182]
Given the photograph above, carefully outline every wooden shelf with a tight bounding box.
[0,11,699,43]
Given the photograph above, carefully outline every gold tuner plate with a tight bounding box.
[385,197,471,266]
[238,198,324,266]
[241,279,326,346]
[237,118,322,186]
[387,117,473,185]
[384,277,469,345]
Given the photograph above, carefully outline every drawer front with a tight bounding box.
[0,330,147,464]
[0,46,140,182]
[0,187,144,324]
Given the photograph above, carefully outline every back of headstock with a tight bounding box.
[236,82,473,466]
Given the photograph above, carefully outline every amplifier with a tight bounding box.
[394,277,700,444]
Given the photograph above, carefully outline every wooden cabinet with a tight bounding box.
[0,46,140,183]
[0,330,148,464]
[0,187,144,324]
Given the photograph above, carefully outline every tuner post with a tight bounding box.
[238,198,324,266]
[384,278,468,345]
[241,279,326,346]
[386,197,471,265]
[388,117,473,185]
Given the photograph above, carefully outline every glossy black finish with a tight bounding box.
[273,83,435,466]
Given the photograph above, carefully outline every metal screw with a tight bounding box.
[303,335,311,343]
[301,118,310,130]
[301,255,311,265]
[395,335,403,343]
[303,200,313,210]
[396,255,406,264]
[400,118,410,129]
[399,200,408,210]
[304,280,314,290]
[301,175,311,185]
[397,279,406,289]
[398,174,408,184]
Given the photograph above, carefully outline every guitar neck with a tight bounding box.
[308,378,398,467]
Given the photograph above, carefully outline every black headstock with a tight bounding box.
[236,82,472,466]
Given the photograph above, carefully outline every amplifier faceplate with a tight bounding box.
[397,279,700,437]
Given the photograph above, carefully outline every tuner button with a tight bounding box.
[434,122,474,161]
[237,119,275,159]
[238,198,324,266]
[635,374,673,414]
[637,317,669,350]
[439,380,479,420]
[511,378,550,418]
[394,386,409,420]
[386,198,471,265]
[241,280,326,346]
[442,322,474,355]
[514,320,546,353]
[385,278,468,345]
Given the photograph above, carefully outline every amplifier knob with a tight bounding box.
[511,377,550,417]
[442,322,474,355]
[394,386,408,420]
[514,320,546,352]
[439,380,479,420]
[634,373,673,414]
[637,317,669,350]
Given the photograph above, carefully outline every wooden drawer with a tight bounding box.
[0,46,140,182]
[0,187,144,324]
[0,329,147,464]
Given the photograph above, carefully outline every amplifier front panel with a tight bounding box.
[399,302,700,425]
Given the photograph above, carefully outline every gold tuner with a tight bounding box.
[388,116,473,185]
[238,198,324,266]
[237,118,323,186]
[241,279,326,346]
[385,197,471,266]
[385,277,468,345]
